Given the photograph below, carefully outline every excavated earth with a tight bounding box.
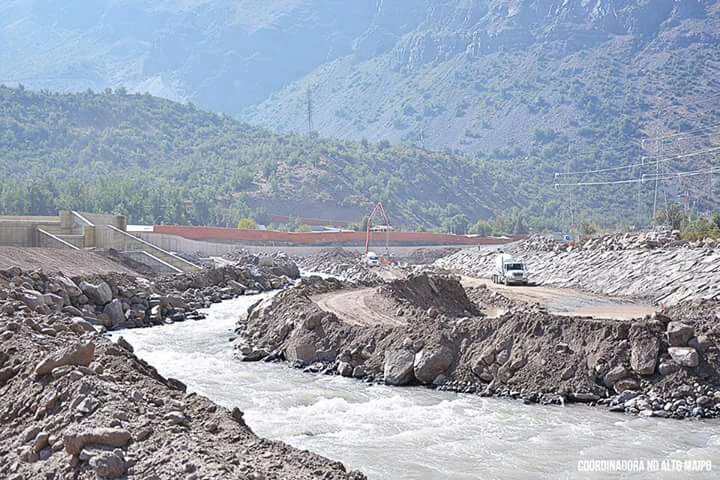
[436,232,720,306]
[0,310,366,480]
[236,273,720,420]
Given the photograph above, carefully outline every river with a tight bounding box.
[112,295,720,480]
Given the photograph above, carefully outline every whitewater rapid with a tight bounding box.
[112,295,720,479]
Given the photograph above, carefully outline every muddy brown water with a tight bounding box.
[114,296,718,480]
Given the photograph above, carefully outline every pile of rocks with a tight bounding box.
[0,257,299,331]
[436,237,720,306]
[296,248,380,283]
[516,230,690,255]
[0,303,366,479]
[234,275,720,419]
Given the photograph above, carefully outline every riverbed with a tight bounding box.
[112,295,720,479]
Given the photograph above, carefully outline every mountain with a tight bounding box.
[0,86,514,230]
[0,0,416,113]
[2,1,719,228]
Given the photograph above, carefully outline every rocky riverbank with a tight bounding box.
[0,253,300,331]
[0,304,366,479]
[234,273,720,419]
[435,233,720,306]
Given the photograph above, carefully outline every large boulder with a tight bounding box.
[285,342,317,364]
[630,330,659,375]
[383,349,415,386]
[668,347,700,368]
[666,322,694,347]
[19,289,47,311]
[80,281,113,306]
[55,275,82,297]
[413,346,454,384]
[35,343,95,376]
[103,300,125,327]
[89,451,126,479]
[63,428,131,455]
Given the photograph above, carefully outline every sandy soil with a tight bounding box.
[460,276,657,320]
[312,288,407,327]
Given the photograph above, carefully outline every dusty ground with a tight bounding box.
[460,276,656,320]
[0,247,135,276]
[313,289,406,327]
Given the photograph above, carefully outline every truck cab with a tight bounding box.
[365,251,380,267]
[493,254,529,285]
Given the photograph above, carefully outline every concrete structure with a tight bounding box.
[151,225,524,247]
[0,212,200,273]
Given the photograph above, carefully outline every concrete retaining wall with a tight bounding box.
[153,225,523,247]
[0,218,62,247]
[138,232,483,258]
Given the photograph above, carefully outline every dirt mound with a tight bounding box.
[405,247,460,265]
[237,277,720,419]
[379,273,479,318]
[0,311,365,479]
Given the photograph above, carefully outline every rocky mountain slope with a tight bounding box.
[2,1,719,226]
[247,0,720,225]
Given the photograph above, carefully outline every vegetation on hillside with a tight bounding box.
[0,86,514,230]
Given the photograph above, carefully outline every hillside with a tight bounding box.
[0,86,513,229]
[246,0,720,225]
[2,1,719,228]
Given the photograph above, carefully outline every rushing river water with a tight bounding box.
[112,295,720,480]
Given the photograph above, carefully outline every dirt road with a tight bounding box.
[312,288,406,327]
[312,274,656,325]
[461,276,656,320]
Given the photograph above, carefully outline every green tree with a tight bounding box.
[237,217,257,229]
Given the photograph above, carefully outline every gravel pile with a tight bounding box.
[0,304,366,479]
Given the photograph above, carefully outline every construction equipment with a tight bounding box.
[492,252,529,286]
[364,202,393,257]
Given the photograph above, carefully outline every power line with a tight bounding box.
[554,146,720,177]
[555,166,720,188]
[643,166,720,181]
[642,123,720,146]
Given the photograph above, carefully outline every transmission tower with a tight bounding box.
[306,87,314,136]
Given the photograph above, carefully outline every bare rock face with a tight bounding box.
[666,322,694,347]
[668,347,700,368]
[383,349,415,386]
[413,346,454,384]
[34,342,95,376]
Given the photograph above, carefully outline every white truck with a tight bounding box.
[492,253,529,286]
[365,251,380,267]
